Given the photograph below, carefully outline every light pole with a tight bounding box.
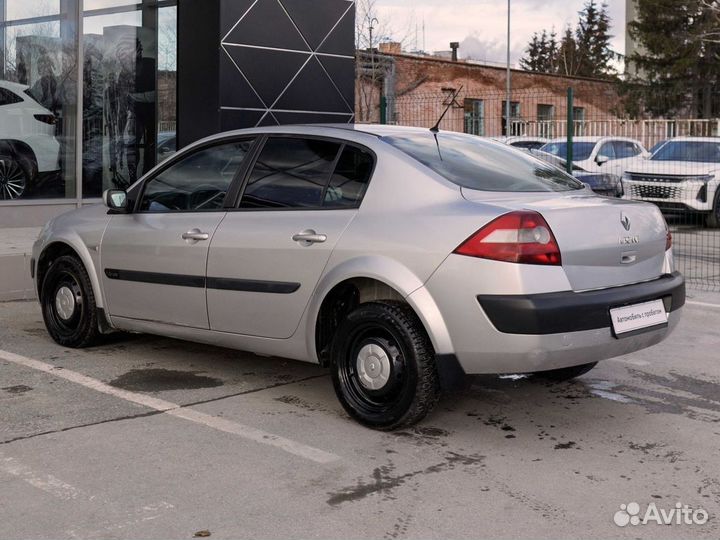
[505,0,511,136]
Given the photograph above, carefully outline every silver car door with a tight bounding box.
[100,138,256,328]
[206,138,374,338]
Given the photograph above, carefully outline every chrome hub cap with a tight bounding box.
[356,343,391,390]
[55,286,77,320]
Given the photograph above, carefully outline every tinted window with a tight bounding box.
[324,146,374,208]
[240,137,341,209]
[511,141,544,150]
[598,142,615,160]
[384,132,583,192]
[613,141,639,159]
[539,141,596,161]
[139,139,253,212]
[651,141,720,163]
[0,88,22,106]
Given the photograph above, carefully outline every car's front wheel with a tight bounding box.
[0,155,29,200]
[41,255,100,348]
[330,301,440,430]
[706,191,720,228]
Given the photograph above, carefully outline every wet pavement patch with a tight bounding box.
[2,384,33,395]
[108,369,223,392]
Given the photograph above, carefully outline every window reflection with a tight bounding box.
[0,1,78,200]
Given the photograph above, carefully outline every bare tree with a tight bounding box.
[354,0,413,122]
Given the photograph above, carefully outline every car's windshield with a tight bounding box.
[383,132,583,192]
[539,141,596,161]
[650,141,720,163]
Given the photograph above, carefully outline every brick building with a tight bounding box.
[356,47,623,139]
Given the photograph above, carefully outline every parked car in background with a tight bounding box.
[539,136,649,178]
[623,137,720,227]
[32,125,683,429]
[0,80,61,200]
[493,136,548,151]
[530,146,623,197]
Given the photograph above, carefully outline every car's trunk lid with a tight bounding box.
[461,188,668,291]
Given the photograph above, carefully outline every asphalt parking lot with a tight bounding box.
[1,295,719,539]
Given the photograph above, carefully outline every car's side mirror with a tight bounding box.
[596,155,609,166]
[103,189,129,213]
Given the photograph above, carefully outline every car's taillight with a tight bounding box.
[454,211,562,265]
[34,114,56,125]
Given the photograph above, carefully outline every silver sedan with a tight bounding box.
[32,125,685,429]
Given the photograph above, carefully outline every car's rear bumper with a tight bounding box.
[477,271,684,335]
[417,257,684,375]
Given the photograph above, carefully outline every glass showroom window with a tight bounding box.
[0,0,79,201]
[82,1,176,198]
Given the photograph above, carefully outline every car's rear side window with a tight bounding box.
[239,137,374,209]
[0,88,22,106]
[323,145,374,208]
[384,132,583,192]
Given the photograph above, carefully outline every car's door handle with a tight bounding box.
[182,229,210,242]
[292,230,327,244]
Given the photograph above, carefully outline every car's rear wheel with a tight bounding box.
[330,301,440,430]
[41,255,100,348]
[0,155,29,200]
[534,361,598,382]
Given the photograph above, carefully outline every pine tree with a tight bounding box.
[520,0,615,78]
[624,0,720,118]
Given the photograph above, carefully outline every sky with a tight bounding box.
[373,0,626,67]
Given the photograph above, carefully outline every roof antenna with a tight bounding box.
[430,85,462,133]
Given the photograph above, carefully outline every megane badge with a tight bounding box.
[621,213,631,231]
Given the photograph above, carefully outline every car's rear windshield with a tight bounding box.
[650,141,720,163]
[539,141,596,161]
[382,132,583,192]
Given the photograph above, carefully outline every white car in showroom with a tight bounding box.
[623,137,720,227]
[0,80,61,200]
[539,136,649,178]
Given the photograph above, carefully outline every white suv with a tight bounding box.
[623,137,720,227]
[539,136,649,177]
[0,80,61,200]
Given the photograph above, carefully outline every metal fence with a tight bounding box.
[375,89,720,291]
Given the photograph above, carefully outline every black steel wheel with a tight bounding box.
[40,255,100,348]
[330,301,440,430]
[0,155,29,200]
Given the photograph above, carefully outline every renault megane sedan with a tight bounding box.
[32,124,685,429]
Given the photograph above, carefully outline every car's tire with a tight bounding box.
[40,255,100,348]
[0,154,30,200]
[706,190,720,228]
[534,361,598,382]
[330,301,440,430]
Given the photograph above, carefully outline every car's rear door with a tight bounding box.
[206,136,374,338]
[100,137,256,328]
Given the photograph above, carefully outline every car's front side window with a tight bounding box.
[598,142,616,160]
[138,139,254,212]
[239,137,342,209]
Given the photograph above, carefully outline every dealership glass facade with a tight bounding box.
[0,0,176,203]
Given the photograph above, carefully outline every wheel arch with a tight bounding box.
[307,255,454,365]
[0,140,38,169]
[36,238,106,312]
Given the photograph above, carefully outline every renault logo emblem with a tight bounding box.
[621,213,631,231]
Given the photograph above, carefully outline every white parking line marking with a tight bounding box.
[0,349,339,464]
[608,358,650,366]
[686,300,720,309]
[0,453,85,500]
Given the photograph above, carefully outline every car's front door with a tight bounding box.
[206,136,374,338]
[100,138,256,328]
